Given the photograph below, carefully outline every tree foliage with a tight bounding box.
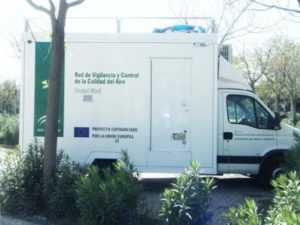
[234,45,272,92]
[235,36,300,125]
[0,80,19,115]
[267,38,300,122]
[0,114,19,146]
[169,0,258,43]
[167,0,296,44]
[250,0,300,14]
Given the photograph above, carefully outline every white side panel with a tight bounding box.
[21,41,38,152]
[21,33,218,174]
[64,42,151,166]
[148,45,217,172]
[151,59,190,152]
[189,44,217,172]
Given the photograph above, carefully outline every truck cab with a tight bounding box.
[218,56,299,183]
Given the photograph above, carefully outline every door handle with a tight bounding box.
[172,130,187,144]
[223,132,233,140]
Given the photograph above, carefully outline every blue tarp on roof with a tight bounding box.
[153,25,206,33]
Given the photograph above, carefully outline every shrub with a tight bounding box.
[224,171,300,225]
[223,199,262,225]
[0,138,87,221]
[265,171,300,224]
[0,148,25,214]
[283,132,300,175]
[49,151,88,220]
[0,114,19,146]
[159,161,215,225]
[265,205,300,225]
[76,150,142,225]
[0,139,43,215]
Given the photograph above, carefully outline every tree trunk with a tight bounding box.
[250,81,255,92]
[26,0,85,213]
[274,94,280,113]
[290,97,297,125]
[43,21,65,205]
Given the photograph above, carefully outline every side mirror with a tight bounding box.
[274,112,286,129]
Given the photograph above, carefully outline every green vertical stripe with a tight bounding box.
[34,42,64,137]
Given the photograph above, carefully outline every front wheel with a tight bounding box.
[259,157,284,187]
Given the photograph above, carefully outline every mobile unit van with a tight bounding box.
[21,24,299,184]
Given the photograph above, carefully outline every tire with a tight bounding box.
[92,159,118,176]
[259,157,284,187]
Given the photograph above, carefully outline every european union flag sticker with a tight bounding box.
[74,127,90,138]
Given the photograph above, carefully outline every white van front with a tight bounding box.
[218,56,300,183]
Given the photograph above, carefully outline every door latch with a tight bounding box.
[172,130,187,144]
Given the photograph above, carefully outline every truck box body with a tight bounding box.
[21,32,299,178]
[21,33,218,174]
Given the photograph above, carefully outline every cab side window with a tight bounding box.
[255,101,274,129]
[227,95,274,129]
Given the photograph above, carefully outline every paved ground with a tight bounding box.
[142,175,274,225]
[208,175,273,224]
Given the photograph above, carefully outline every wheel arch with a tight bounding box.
[259,149,288,174]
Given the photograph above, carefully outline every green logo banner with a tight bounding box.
[34,42,64,137]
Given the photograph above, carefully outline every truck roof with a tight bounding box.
[24,32,218,43]
[218,56,252,91]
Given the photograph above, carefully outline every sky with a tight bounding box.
[0,0,299,82]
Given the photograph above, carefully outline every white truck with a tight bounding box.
[21,27,299,183]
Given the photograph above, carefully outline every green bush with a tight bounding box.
[159,161,215,225]
[265,205,300,225]
[0,139,87,221]
[265,171,300,224]
[0,114,19,146]
[76,150,142,225]
[224,171,300,225]
[283,133,300,175]
[223,199,262,225]
[0,148,25,215]
[49,151,88,220]
[0,139,43,215]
